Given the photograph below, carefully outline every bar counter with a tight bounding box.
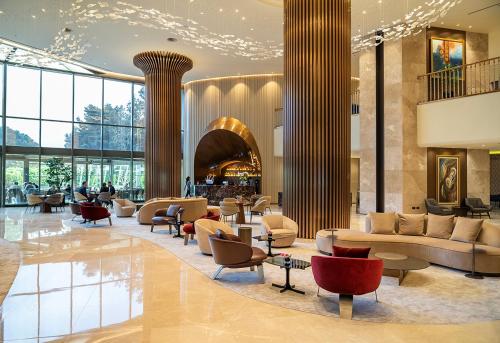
[194,185,255,205]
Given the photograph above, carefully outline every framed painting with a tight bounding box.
[431,37,464,72]
[436,156,460,205]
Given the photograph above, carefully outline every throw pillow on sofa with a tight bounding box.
[369,212,396,234]
[333,245,371,258]
[426,213,455,239]
[450,217,483,243]
[477,221,500,248]
[398,213,425,236]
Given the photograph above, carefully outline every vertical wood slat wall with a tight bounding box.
[183,75,283,204]
[134,51,193,200]
[283,0,351,238]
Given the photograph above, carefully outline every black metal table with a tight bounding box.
[253,234,278,257]
[265,256,311,294]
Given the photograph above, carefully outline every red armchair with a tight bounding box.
[183,212,220,245]
[80,203,112,226]
[311,255,383,319]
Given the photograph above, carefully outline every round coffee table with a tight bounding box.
[372,252,430,285]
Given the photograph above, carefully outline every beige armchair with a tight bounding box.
[26,194,43,213]
[219,201,239,222]
[261,214,298,247]
[113,199,136,217]
[260,196,272,213]
[74,191,87,202]
[194,218,234,255]
[250,198,268,223]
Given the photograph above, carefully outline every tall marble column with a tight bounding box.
[134,51,193,199]
[283,0,351,238]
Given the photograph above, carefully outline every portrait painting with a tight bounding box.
[437,156,460,205]
[431,38,464,72]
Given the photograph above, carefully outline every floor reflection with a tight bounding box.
[0,234,144,341]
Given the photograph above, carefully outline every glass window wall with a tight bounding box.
[1,62,145,206]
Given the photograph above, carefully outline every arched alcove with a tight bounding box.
[194,117,262,186]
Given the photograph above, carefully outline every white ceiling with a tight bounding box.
[0,0,499,81]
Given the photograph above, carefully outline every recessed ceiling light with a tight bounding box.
[41,8,46,12]
[456,23,460,27]
[31,14,36,19]
[250,28,254,31]
[235,9,239,13]
[468,25,472,29]
[440,21,444,25]
[241,16,246,20]
[219,8,223,12]
[362,10,367,15]
[0,10,5,14]
[167,37,178,42]
[200,12,204,15]
[134,33,139,37]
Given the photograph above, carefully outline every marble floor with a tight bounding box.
[0,206,499,342]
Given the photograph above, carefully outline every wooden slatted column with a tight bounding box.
[283,0,351,238]
[134,51,193,200]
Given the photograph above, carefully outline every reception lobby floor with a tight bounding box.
[0,207,499,342]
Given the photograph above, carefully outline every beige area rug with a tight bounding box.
[0,238,21,304]
[63,216,500,324]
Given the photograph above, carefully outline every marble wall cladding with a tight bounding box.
[359,47,377,214]
[467,149,491,204]
[402,32,428,213]
[491,155,500,195]
[351,158,360,204]
[466,32,489,63]
[465,32,489,93]
[384,40,404,212]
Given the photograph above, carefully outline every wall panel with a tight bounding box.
[183,75,283,203]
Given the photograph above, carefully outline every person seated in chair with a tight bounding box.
[107,181,116,197]
[77,181,90,201]
[99,182,109,193]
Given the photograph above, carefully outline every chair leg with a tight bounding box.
[250,213,253,223]
[257,264,264,281]
[108,217,112,226]
[339,294,353,320]
[150,224,154,233]
[375,290,379,302]
[184,235,189,245]
[212,266,224,280]
[169,225,172,234]
[250,266,255,271]
[317,287,320,297]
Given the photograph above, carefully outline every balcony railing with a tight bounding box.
[417,56,500,103]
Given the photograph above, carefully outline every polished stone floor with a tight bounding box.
[0,206,499,342]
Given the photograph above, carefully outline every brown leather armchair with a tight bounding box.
[208,230,267,281]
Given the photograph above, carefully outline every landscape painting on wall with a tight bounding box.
[431,38,464,72]
[437,156,460,205]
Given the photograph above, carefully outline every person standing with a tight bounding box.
[184,176,192,198]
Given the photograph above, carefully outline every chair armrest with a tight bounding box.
[95,206,110,217]
[154,208,168,216]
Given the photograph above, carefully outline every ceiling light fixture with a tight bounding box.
[48,1,283,62]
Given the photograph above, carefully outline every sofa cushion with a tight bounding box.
[426,214,455,239]
[477,221,500,248]
[398,214,425,236]
[369,212,396,234]
[450,217,483,243]
[333,245,371,258]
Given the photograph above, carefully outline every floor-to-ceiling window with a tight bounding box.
[0,63,145,206]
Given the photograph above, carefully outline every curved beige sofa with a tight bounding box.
[316,216,500,274]
[194,219,234,255]
[137,197,208,224]
[261,214,298,247]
